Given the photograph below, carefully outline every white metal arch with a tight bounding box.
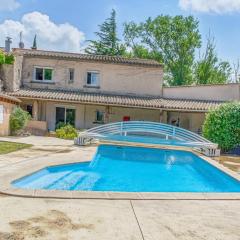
[75,121,218,156]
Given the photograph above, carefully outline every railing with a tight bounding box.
[76,121,218,150]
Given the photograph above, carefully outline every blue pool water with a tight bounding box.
[13,145,240,192]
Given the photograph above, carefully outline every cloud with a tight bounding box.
[179,0,240,13]
[0,0,20,11]
[0,11,85,52]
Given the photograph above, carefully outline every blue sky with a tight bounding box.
[0,0,240,63]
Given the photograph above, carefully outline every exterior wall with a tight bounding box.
[108,107,160,123]
[163,83,240,101]
[0,101,16,136]
[42,101,161,131]
[0,56,23,91]
[167,111,206,133]
[21,57,163,96]
[19,99,206,133]
[0,64,14,91]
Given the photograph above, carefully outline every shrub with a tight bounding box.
[203,102,240,151]
[4,54,14,64]
[56,124,78,140]
[0,50,5,64]
[10,107,31,135]
[55,121,67,130]
[0,50,14,65]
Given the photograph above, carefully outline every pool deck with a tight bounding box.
[0,136,239,200]
[0,136,240,240]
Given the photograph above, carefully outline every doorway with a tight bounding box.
[55,106,76,128]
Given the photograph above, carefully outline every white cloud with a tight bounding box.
[0,0,20,11]
[179,0,240,13]
[0,11,85,52]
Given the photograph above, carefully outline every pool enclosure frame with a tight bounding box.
[75,121,219,157]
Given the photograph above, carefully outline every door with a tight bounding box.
[55,107,76,128]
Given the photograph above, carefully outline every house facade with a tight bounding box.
[1,48,239,134]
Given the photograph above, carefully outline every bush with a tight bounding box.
[0,50,5,64]
[10,107,31,135]
[56,124,78,140]
[0,50,14,65]
[55,121,67,130]
[4,54,14,64]
[203,102,240,151]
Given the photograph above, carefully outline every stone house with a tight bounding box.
[1,48,240,134]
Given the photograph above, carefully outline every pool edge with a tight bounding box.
[1,143,240,200]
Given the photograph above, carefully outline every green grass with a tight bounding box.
[0,141,32,154]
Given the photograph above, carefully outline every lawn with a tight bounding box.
[0,141,32,154]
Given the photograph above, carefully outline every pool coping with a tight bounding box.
[0,143,240,200]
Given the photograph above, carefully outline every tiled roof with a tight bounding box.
[0,93,21,103]
[13,48,162,68]
[6,88,223,112]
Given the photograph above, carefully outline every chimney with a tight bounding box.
[5,37,12,52]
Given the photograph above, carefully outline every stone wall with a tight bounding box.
[0,55,23,92]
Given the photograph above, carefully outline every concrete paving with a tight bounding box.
[0,197,239,240]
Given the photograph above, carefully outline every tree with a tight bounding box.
[124,15,201,86]
[85,9,126,56]
[194,37,231,84]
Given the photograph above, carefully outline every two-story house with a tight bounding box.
[1,48,239,134]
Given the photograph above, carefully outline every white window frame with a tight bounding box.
[33,66,54,82]
[86,71,100,87]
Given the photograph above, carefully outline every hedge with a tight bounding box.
[203,102,240,151]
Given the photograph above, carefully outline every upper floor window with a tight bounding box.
[34,67,53,82]
[69,68,74,84]
[87,71,99,87]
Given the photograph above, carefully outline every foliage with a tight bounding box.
[194,37,231,84]
[85,9,126,56]
[56,121,67,130]
[4,54,15,64]
[124,15,201,86]
[56,124,78,140]
[0,50,14,65]
[0,141,32,154]
[0,50,5,64]
[10,107,31,135]
[203,102,240,151]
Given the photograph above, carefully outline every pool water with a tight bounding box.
[13,145,240,192]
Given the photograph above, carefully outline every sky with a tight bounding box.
[0,0,240,64]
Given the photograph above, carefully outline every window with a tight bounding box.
[95,110,104,123]
[34,67,53,81]
[56,107,76,128]
[87,71,99,86]
[69,68,74,83]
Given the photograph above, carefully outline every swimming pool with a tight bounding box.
[13,145,240,192]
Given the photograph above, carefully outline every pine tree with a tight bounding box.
[85,9,125,56]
